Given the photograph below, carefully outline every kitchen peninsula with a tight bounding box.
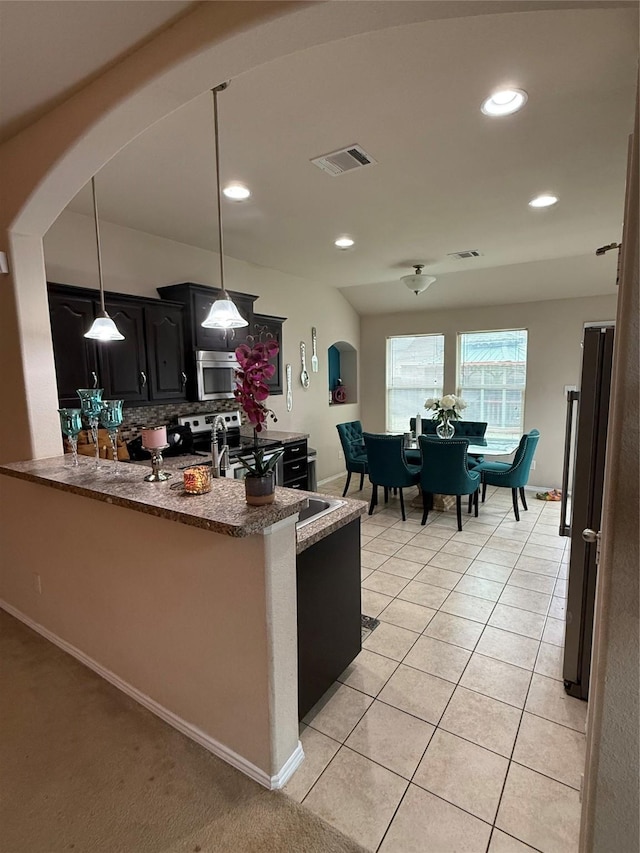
[0,455,366,790]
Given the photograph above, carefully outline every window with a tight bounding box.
[457,329,527,436]
[386,335,445,432]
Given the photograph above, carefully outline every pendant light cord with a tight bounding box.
[212,84,229,299]
[91,176,106,314]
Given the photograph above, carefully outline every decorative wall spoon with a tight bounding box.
[300,342,310,388]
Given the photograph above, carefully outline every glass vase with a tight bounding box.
[77,388,105,469]
[436,416,455,440]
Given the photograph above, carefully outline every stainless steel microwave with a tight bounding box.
[195,350,239,401]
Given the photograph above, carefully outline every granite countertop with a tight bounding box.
[0,455,307,538]
[239,428,310,444]
[0,455,367,546]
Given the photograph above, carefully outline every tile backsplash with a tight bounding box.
[120,400,240,443]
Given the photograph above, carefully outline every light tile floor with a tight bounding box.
[285,480,586,853]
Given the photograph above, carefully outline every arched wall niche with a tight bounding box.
[328,340,358,406]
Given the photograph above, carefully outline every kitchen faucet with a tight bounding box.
[211,415,228,478]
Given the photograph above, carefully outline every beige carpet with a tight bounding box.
[0,611,366,853]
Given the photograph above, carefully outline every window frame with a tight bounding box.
[385,333,445,433]
[456,327,528,437]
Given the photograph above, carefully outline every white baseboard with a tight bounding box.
[0,600,303,790]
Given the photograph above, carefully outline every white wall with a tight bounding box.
[360,294,617,488]
[44,210,361,481]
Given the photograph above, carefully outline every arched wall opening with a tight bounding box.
[0,0,562,462]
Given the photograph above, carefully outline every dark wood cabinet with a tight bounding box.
[297,519,362,719]
[251,313,286,395]
[48,284,187,406]
[157,283,258,353]
[282,439,308,490]
[144,303,187,401]
[48,289,100,406]
[101,300,148,403]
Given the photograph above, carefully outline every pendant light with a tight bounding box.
[202,83,248,330]
[84,177,124,341]
[401,264,436,296]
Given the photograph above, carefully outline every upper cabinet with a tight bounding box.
[48,288,101,406]
[251,313,286,395]
[157,283,257,353]
[48,284,187,407]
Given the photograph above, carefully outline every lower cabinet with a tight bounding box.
[281,439,308,489]
[297,519,362,719]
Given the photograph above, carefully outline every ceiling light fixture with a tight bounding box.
[223,183,251,201]
[401,264,436,296]
[529,194,558,208]
[481,88,528,117]
[84,177,124,341]
[335,237,354,249]
[202,83,248,331]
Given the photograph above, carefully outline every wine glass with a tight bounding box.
[58,408,83,467]
[99,400,124,474]
[76,388,104,470]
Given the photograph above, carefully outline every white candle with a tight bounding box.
[142,425,167,449]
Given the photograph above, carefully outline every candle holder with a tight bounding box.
[58,408,83,467]
[141,426,171,482]
[77,388,105,470]
[99,400,124,475]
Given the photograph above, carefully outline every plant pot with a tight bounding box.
[245,473,275,506]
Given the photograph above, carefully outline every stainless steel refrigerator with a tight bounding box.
[560,324,615,700]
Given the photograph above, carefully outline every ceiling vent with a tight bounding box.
[311,145,377,176]
[448,250,482,260]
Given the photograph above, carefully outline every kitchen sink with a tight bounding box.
[296,497,346,529]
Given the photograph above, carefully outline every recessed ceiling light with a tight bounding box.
[529,194,558,208]
[481,88,528,117]
[223,183,251,200]
[334,237,354,249]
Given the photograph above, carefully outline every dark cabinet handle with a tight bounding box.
[91,371,98,389]
[291,464,301,471]
[181,372,187,388]
[140,371,147,387]
[289,446,301,454]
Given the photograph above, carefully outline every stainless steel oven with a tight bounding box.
[195,350,239,401]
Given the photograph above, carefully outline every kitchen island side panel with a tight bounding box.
[0,475,299,781]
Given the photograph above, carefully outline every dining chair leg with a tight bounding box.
[384,487,389,504]
[368,484,378,515]
[474,488,479,517]
[398,488,406,521]
[482,480,487,503]
[359,472,365,491]
[468,493,473,514]
[455,495,462,531]
[511,488,520,521]
[342,471,352,497]
[421,490,430,526]
[519,487,528,511]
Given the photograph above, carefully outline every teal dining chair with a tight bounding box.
[418,436,480,530]
[336,421,368,497]
[363,433,420,521]
[474,429,540,521]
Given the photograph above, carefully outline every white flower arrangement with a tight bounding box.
[424,394,467,421]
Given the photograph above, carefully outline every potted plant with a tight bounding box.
[424,394,467,439]
[234,340,284,506]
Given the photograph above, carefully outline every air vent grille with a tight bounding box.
[448,250,482,260]
[311,144,377,176]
